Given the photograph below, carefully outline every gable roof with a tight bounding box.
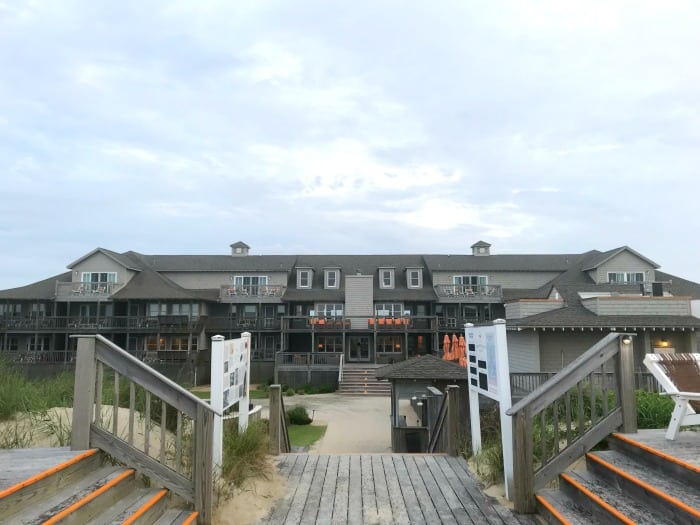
[582,246,660,271]
[375,355,468,381]
[67,248,142,271]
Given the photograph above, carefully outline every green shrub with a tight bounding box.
[284,387,296,396]
[220,419,270,488]
[287,405,312,425]
[318,384,335,394]
[636,390,674,429]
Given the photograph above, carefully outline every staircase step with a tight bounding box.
[0,448,102,522]
[100,487,170,524]
[609,432,700,487]
[587,450,700,523]
[536,489,595,524]
[152,508,199,525]
[559,470,672,524]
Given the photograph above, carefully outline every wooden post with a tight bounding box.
[269,385,282,455]
[618,336,637,433]
[446,385,460,456]
[71,336,96,450]
[512,408,536,513]
[194,403,214,525]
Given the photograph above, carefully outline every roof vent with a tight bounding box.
[230,241,250,257]
[471,240,491,256]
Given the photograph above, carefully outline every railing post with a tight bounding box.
[446,385,460,456]
[194,403,214,525]
[269,385,282,455]
[71,336,96,450]
[618,336,637,433]
[512,408,536,513]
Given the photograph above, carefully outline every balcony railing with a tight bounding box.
[219,284,286,301]
[55,281,123,299]
[282,315,438,332]
[434,284,502,300]
[275,352,343,367]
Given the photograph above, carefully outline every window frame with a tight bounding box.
[380,268,394,289]
[607,272,644,284]
[297,269,312,289]
[325,269,339,289]
[407,269,422,288]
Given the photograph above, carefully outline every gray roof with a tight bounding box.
[582,246,660,271]
[111,265,200,300]
[0,272,70,300]
[135,253,297,273]
[656,271,700,299]
[375,354,468,381]
[422,253,578,272]
[67,248,142,271]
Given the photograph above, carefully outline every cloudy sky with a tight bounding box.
[1,1,698,289]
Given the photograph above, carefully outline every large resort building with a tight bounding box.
[1,240,699,385]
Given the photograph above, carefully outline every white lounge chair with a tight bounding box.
[643,352,700,440]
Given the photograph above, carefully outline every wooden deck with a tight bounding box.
[257,454,538,525]
[0,447,87,493]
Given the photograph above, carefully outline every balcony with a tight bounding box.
[283,315,438,332]
[219,284,286,303]
[55,281,124,300]
[434,284,502,303]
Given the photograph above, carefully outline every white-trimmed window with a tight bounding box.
[234,275,267,294]
[317,303,344,318]
[375,303,403,316]
[407,269,422,288]
[297,269,312,289]
[607,272,644,284]
[325,269,339,289]
[380,268,394,289]
[81,271,117,292]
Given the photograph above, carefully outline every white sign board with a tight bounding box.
[211,333,251,469]
[465,320,514,500]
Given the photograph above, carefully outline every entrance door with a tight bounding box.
[348,336,370,362]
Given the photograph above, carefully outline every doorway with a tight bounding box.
[348,336,370,362]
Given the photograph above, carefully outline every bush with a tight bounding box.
[284,387,296,396]
[287,405,312,425]
[318,384,335,394]
[220,419,270,488]
[636,389,674,429]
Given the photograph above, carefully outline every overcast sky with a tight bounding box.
[1,1,698,290]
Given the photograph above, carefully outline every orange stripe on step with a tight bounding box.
[0,449,99,500]
[612,433,700,475]
[535,494,573,525]
[560,473,635,525]
[182,511,199,525]
[587,452,700,519]
[41,468,135,525]
[121,489,168,525]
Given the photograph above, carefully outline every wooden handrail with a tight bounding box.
[268,385,290,454]
[506,332,636,514]
[71,335,217,524]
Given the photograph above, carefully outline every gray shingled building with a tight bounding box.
[1,241,698,386]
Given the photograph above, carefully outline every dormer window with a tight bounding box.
[297,269,312,289]
[608,272,644,284]
[380,268,394,289]
[407,269,422,289]
[325,269,339,289]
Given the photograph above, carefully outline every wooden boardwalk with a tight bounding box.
[621,429,700,469]
[256,454,538,525]
[0,447,86,492]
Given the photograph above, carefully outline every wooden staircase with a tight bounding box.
[0,448,198,524]
[338,364,391,396]
[537,432,700,524]
[0,448,197,524]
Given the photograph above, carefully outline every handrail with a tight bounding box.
[268,385,290,454]
[427,394,449,453]
[338,353,344,384]
[71,334,217,524]
[506,332,636,514]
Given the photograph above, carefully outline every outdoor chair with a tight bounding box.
[643,352,700,440]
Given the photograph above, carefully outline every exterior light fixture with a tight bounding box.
[621,335,632,345]
[416,400,423,407]
[659,339,669,348]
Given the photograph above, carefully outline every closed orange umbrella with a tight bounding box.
[442,334,452,360]
[458,334,467,367]
[451,334,459,362]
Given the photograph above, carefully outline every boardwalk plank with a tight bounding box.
[361,455,378,524]
[423,456,470,524]
[332,455,350,524]
[284,455,319,525]
[347,455,363,525]
[371,455,393,525]
[316,455,339,524]
[435,455,489,524]
[391,455,425,524]
[300,455,329,524]
[402,455,441,524]
[265,454,308,524]
[414,455,458,524]
[380,456,410,525]
[446,456,509,525]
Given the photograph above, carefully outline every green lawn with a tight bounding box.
[288,424,327,448]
